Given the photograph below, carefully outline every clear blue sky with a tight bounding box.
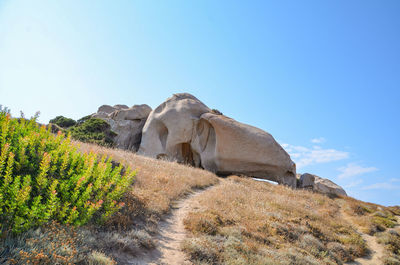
[1,1,399,205]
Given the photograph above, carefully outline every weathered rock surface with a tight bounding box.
[138,93,297,187]
[97,104,117,114]
[299,173,315,189]
[193,113,296,186]
[138,93,210,163]
[298,173,347,196]
[314,175,347,196]
[113,104,129,110]
[92,104,152,151]
[91,94,346,192]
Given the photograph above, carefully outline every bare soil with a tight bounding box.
[128,186,215,265]
[343,213,386,265]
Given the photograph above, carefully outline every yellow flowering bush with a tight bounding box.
[0,108,135,233]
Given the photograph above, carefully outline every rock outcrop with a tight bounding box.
[298,173,347,196]
[90,94,345,192]
[138,93,297,187]
[92,104,152,151]
[314,175,347,196]
[298,173,315,189]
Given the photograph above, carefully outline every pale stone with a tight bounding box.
[314,175,347,196]
[98,105,117,114]
[299,173,315,189]
[111,104,152,121]
[138,93,297,187]
[93,104,152,151]
[113,104,129,110]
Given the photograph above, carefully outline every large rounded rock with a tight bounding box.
[97,105,117,114]
[314,175,347,196]
[93,104,152,151]
[138,93,210,163]
[298,173,347,196]
[192,113,296,186]
[138,93,297,187]
[113,104,129,110]
[299,173,315,189]
[111,104,152,121]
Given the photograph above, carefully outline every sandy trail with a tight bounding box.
[396,216,400,233]
[128,186,214,265]
[346,233,385,265]
[343,210,387,265]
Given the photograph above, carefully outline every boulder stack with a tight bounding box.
[92,104,152,151]
[298,173,347,196]
[90,93,347,194]
[138,93,297,187]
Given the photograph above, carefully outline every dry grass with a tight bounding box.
[75,141,219,263]
[2,140,398,264]
[0,221,107,265]
[1,141,218,264]
[341,196,398,235]
[183,176,369,265]
[376,229,400,264]
[76,141,219,228]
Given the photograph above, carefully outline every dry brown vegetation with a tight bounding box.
[76,142,219,263]
[77,141,218,226]
[340,197,400,264]
[182,176,400,265]
[1,141,218,264]
[2,140,399,264]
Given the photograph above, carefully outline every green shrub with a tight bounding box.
[68,118,116,147]
[0,110,135,233]
[49,116,76,128]
[77,115,92,125]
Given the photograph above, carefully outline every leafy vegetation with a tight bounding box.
[49,115,116,147]
[69,118,116,147]
[0,110,135,234]
[49,116,76,128]
[343,197,399,235]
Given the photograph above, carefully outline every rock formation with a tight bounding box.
[90,93,347,194]
[92,104,152,151]
[314,175,347,196]
[298,173,347,196]
[298,173,315,189]
[138,93,297,187]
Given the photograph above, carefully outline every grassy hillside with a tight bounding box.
[0,120,218,265]
[1,109,399,264]
[182,177,400,265]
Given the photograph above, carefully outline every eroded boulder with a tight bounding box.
[298,173,347,196]
[299,173,315,189]
[314,175,347,196]
[192,113,296,186]
[138,93,210,164]
[98,105,117,114]
[138,93,297,187]
[92,104,152,151]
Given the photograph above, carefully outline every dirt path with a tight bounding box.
[396,216,400,233]
[129,186,214,265]
[342,211,386,265]
[346,233,385,265]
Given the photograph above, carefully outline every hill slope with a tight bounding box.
[1,141,399,264]
[71,143,400,265]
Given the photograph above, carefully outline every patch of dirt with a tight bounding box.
[128,186,215,265]
[395,216,400,233]
[342,211,386,265]
[346,233,385,265]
